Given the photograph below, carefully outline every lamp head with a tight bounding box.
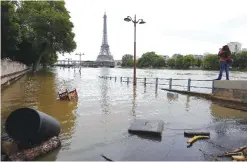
[124,16,132,22]
[139,19,146,24]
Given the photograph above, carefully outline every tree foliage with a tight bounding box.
[231,51,247,69]
[121,54,133,67]
[202,54,219,70]
[195,58,202,67]
[1,1,76,72]
[167,54,199,69]
[175,56,184,69]
[137,52,165,68]
[167,58,176,68]
[183,55,196,69]
[1,1,21,58]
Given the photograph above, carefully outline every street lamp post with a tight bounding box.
[124,15,146,86]
[76,53,85,65]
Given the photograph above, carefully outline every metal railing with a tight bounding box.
[98,76,214,94]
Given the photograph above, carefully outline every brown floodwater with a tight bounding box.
[1,67,247,161]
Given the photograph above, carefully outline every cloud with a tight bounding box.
[162,14,247,45]
[58,0,247,61]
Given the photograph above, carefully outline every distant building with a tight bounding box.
[193,55,204,60]
[242,48,247,52]
[227,42,242,53]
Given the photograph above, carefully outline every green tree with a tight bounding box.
[202,54,219,70]
[195,58,202,67]
[167,58,176,68]
[153,56,166,68]
[183,55,196,69]
[231,53,238,68]
[17,1,76,72]
[40,51,58,67]
[234,51,247,69]
[172,53,183,59]
[1,1,21,58]
[175,56,184,69]
[137,51,165,68]
[121,54,133,67]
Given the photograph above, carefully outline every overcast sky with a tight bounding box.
[59,0,247,61]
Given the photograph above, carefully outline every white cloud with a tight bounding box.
[59,0,247,61]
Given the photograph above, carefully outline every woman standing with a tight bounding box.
[215,45,232,80]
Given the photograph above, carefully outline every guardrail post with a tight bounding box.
[115,76,117,82]
[169,78,172,90]
[144,77,146,86]
[212,80,215,94]
[187,78,191,91]
[155,78,158,88]
[110,76,112,80]
[127,77,129,84]
[120,77,122,82]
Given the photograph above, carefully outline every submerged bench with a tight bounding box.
[128,119,164,136]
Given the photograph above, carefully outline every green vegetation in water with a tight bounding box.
[1,1,76,73]
[121,51,247,71]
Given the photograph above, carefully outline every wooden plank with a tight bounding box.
[184,131,210,137]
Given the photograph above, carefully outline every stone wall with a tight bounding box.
[1,59,30,88]
[213,80,247,104]
[1,59,27,76]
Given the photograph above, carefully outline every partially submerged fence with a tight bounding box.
[99,76,214,94]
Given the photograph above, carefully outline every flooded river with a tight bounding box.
[1,67,247,160]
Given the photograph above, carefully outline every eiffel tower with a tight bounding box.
[96,12,115,67]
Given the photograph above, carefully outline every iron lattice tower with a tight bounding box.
[96,12,114,62]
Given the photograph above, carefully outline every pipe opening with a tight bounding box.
[5,108,40,142]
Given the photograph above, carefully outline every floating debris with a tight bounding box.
[101,154,113,161]
[184,131,210,137]
[232,155,246,161]
[187,135,210,145]
[217,146,247,161]
[58,89,78,101]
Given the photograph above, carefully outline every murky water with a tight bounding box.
[1,67,247,161]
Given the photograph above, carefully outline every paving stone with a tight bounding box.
[128,119,164,136]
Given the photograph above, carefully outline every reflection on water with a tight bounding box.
[132,133,162,142]
[186,96,190,111]
[132,86,137,118]
[167,92,179,101]
[1,67,247,161]
[100,68,110,114]
[1,69,77,150]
